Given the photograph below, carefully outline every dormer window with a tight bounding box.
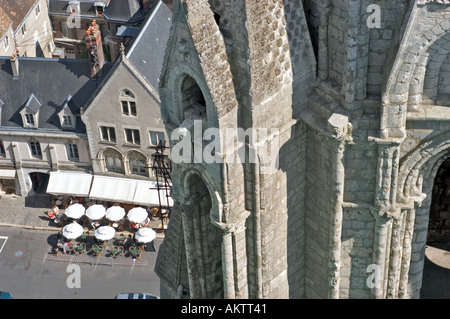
[62,115,73,127]
[94,2,106,17]
[120,89,137,116]
[24,113,35,126]
[59,95,76,130]
[21,93,41,128]
[68,1,80,15]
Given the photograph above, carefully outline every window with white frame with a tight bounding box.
[124,128,140,145]
[3,36,9,49]
[66,143,79,160]
[104,148,123,173]
[62,115,73,128]
[149,131,165,147]
[29,141,42,157]
[24,113,35,126]
[120,90,137,116]
[128,152,147,176]
[100,126,116,143]
[21,24,27,36]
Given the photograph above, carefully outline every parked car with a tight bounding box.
[115,293,159,299]
[0,291,13,299]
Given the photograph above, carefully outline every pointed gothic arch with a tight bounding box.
[180,170,224,298]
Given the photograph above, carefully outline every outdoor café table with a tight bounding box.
[110,245,124,258]
[129,246,141,260]
[92,245,103,257]
[75,242,86,254]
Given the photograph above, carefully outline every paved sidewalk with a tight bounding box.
[0,193,165,238]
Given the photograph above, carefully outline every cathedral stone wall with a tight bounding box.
[155,0,450,299]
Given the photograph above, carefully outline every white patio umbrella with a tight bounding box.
[85,204,106,220]
[64,203,85,219]
[127,207,148,223]
[62,222,83,240]
[94,226,116,241]
[135,227,156,243]
[106,206,126,221]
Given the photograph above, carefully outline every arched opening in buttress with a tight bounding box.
[186,173,223,298]
[421,157,450,298]
[180,75,207,120]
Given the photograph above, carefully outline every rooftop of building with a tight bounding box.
[0,56,114,133]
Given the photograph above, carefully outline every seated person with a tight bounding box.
[122,234,133,248]
[141,217,150,228]
[54,213,64,225]
[130,222,138,229]
[56,234,69,254]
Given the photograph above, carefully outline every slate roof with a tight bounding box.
[126,0,172,90]
[48,0,109,17]
[102,0,144,24]
[0,57,113,133]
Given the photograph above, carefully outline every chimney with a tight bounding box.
[10,51,19,79]
[85,19,105,78]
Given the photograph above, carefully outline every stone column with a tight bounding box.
[222,229,235,299]
[375,142,401,210]
[213,217,249,299]
[327,138,345,298]
[326,113,350,298]
[398,208,416,298]
[372,135,405,298]
[180,202,203,299]
[370,209,392,299]
[386,211,407,298]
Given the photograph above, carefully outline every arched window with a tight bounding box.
[128,151,147,176]
[103,148,123,173]
[119,89,137,116]
[181,76,206,114]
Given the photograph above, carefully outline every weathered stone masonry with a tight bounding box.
[155,0,450,299]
